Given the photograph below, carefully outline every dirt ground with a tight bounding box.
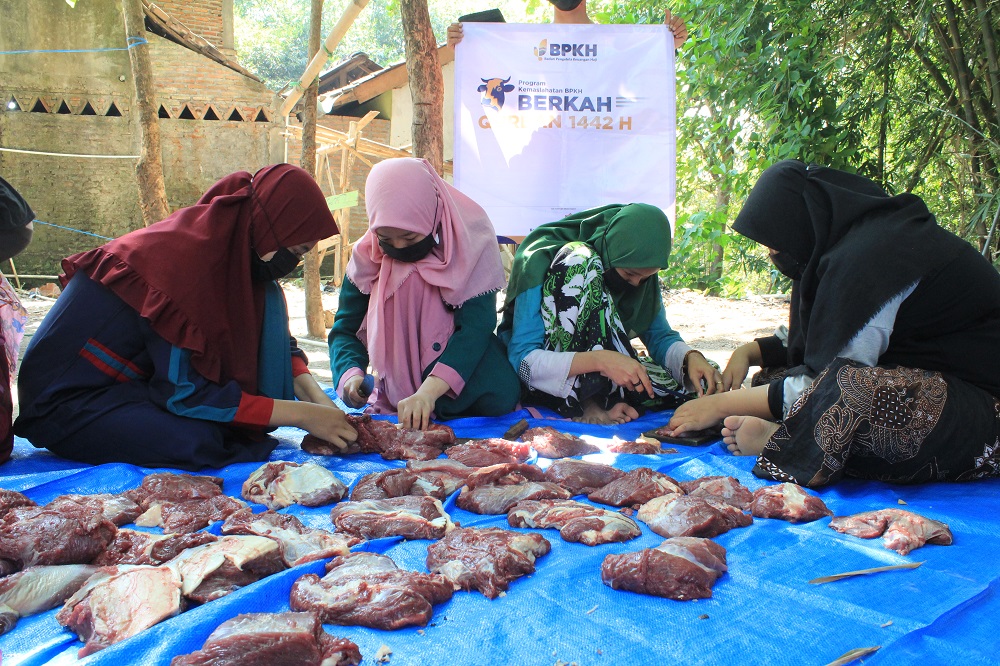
[15,284,791,412]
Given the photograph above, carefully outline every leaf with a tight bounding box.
[824,646,882,666]
[809,561,924,585]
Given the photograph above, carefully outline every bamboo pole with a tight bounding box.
[302,0,326,339]
[279,0,371,119]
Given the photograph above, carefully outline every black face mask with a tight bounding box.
[549,0,584,10]
[379,234,436,263]
[770,251,806,281]
[250,247,300,282]
[603,267,637,294]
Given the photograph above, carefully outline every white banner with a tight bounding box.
[454,23,676,238]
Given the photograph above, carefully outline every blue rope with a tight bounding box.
[34,220,113,241]
[0,36,147,56]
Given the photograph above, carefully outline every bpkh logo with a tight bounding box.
[477,76,515,111]
[534,39,598,61]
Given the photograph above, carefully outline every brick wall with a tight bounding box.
[154,0,225,50]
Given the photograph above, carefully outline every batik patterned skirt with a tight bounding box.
[754,358,1000,486]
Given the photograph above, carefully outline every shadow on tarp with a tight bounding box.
[0,394,998,665]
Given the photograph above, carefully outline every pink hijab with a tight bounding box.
[347,158,506,410]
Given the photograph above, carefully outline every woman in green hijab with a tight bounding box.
[499,203,721,424]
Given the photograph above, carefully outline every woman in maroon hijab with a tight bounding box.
[15,164,357,470]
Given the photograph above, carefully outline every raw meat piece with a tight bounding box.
[57,564,183,657]
[600,437,665,454]
[45,494,142,526]
[125,473,225,509]
[406,459,475,496]
[290,552,454,630]
[426,527,550,599]
[543,459,625,495]
[165,535,285,603]
[653,537,729,576]
[242,461,348,510]
[0,502,116,571]
[445,438,533,467]
[680,476,754,510]
[136,494,248,533]
[601,537,728,601]
[93,529,218,566]
[350,469,420,500]
[507,499,641,546]
[350,460,474,501]
[302,415,455,461]
[828,508,953,555]
[637,494,752,538]
[222,508,359,566]
[0,605,14,634]
[587,467,683,507]
[520,426,600,458]
[0,489,36,519]
[0,565,100,634]
[456,463,570,514]
[171,612,362,666]
[750,482,833,523]
[330,496,455,540]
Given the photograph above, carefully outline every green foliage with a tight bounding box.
[234,0,1000,292]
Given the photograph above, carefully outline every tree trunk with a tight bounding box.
[121,0,169,227]
[302,0,326,339]
[707,185,729,294]
[399,0,444,174]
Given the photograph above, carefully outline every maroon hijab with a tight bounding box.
[62,164,337,393]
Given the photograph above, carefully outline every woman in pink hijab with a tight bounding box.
[329,158,519,428]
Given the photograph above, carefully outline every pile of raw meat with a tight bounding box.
[0,419,955,662]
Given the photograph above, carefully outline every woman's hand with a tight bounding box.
[341,374,367,409]
[293,372,338,408]
[685,351,724,396]
[295,403,358,450]
[663,394,725,435]
[591,350,654,398]
[397,376,451,430]
[721,341,762,390]
[397,391,436,430]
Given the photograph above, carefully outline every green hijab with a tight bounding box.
[504,203,672,336]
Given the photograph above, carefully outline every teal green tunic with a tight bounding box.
[328,278,519,419]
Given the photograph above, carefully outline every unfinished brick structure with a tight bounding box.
[0,0,389,276]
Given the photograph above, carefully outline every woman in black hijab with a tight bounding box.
[665,160,1000,487]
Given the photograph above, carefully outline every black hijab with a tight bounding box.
[733,160,966,375]
[0,176,35,262]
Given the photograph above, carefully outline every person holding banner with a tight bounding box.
[14,165,358,470]
[329,158,519,429]
[663,160,1000,487]
[500,203,722,424]
[447,2,688,46]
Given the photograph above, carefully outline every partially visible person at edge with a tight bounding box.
[0,177,33,465]
[14,164,357,470]
[499,203,723,425]
[328,157,519,430]
[665,159,1000,487]
[447,0,689,48]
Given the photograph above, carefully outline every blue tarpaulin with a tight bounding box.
[1,398,997,665]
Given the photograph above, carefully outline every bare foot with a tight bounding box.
[573,400,639,425]
[721,415,779,456]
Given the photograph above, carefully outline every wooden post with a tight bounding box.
[399,0,444,175]
[302,0,326,339]
[121,0,169,226]
[279,0,371,119]
[336,120,359,286]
